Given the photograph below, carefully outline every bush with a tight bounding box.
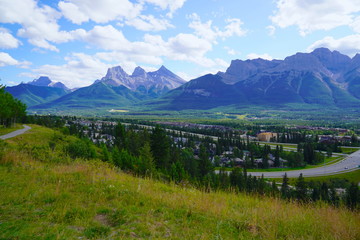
[65,139,96,159]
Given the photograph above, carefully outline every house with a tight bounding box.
[233,158,245,167]
[257,132,278,142]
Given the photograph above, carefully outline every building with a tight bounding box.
[257,132,278,142]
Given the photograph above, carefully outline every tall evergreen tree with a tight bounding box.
[138,142,155,177]
[295,173,307,201]
[281,173,290,199]
[150,125,170,170]
[345,182,359,210]
[199,144,213,178]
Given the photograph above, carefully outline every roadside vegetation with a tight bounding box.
[0,125,359,239]
[0,123,23,135]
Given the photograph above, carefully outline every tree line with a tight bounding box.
[0,85,27,127]
[35,118,358,211]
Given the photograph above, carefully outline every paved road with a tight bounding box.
[0,125,31,140]
[242,150,360,178]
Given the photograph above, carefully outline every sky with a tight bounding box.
[0,0,360,88]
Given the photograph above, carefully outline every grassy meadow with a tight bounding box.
[0,125,359,239]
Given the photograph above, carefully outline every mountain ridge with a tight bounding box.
[6,48,360,113]
[154,48,360,110]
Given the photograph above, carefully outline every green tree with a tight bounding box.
[138,142,155,177]
[199,144,213,178]
[345,182,359,210]
[0,85,27,127]
[150,125,170,170]
[281,173,290,199]
[274,145,280,167]
[295,173,308,201]
[101,143,110,162]
[114,123,128,150]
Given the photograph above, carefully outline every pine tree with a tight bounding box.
[295,173,307,201]
[101,143,110,162]
[199,144,212,178]
[274,145,280,167]
[150,125,170,170]
[114,123,128,150]
[281,173,290,199]
[345,182,359,210]
[138,142,155,177]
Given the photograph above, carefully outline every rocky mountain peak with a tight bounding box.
[153,65,176,77]
[28,76,69,90]
[100,65,185,92]
[219,58,279,84]
[310,48,351,73]
[29,76,52,87]
[105,66,129,79]
[131,66,147,77]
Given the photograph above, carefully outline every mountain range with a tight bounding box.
[5,76,70,107]
[155,48,360,110]
[8,65,186,111]
[4,48,360,113]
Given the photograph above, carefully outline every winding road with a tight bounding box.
[248,149,360,178]
[216,150,360,178]
[0,125,31,140]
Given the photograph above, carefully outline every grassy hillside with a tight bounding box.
[0,125,359,239]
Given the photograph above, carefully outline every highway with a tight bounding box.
[240,150,360,178]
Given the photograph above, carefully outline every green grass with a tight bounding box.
[297,169,360,184]
[215,156,343,173]
[340,147,360,154]
[259,142,298,149]
[0,125,359,239]
[0,124,23,135]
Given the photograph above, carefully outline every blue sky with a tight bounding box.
[0,0,360,88]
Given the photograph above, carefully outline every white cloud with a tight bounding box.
[350,16,360,33]
[188,13,246,43]
[59,0,142,24]
[0,52,18,66]
[247,53,273,60]
[224,46,236,56]
[219,18,246,39]
[270,0,360,36]
[307,35,360,57]
[79,25,129,51]
[0,28,21,49]
[79,25,220,68]
[142,0,187,17]
[59,0,182,31]
[266,25,276,36]
[0,0,82,51]
[0,52,30,67]
[28,53,111,88]
[168,33,212,60]
[125,15,174,31]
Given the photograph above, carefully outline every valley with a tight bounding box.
[2,2,360,239]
